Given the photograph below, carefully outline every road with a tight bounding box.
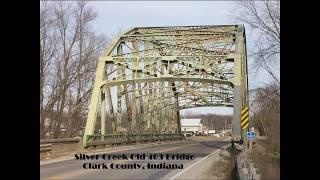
[40,136,230,180]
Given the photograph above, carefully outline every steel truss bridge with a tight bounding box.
[83,25,248,147]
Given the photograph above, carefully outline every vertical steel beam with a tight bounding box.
[83,57,106,147]
[100,90,105,141]
[137,75,144,133]
[176,110,181,133]
[163,106,168,133]
[171,107,175,133]
[143,41,149,132]
[116,44,123,133]
[116,82,122,133]
[159,64,164,133]
[232,25,247,138]
[150,44,157,132]
[105,64,116,133]
[124,79,132,132]
[136,41,144,133]
[131,41,138,133]
[106,86,115,133]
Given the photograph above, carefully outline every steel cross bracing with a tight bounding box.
[83,25,248,147]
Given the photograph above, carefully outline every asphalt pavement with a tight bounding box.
[40,136,230,180]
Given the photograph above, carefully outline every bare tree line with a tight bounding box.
[40,1,107,139]
[250,81,279,136]
[234,0,280,152]
[180,112,232,130]
[249,81,280,178]
[234,1,280,177]
[235,0,280,85]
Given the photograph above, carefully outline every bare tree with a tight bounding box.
[250,81,279,136]
[234,2,280,176]
[234,0,280,85]
[249,81,280,178]
[40,1,107,139]
[40,1,58,138]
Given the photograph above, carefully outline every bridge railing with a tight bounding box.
[85,133,184,148]
[40,137,81,159]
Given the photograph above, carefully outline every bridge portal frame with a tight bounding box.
[82,25,248,147]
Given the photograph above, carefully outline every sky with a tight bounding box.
[87,1,279,115]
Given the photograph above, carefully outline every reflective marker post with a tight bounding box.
[247,128,256,151]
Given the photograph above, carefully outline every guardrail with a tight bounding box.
[40,137,81,144]
[40,137,81,159]
[40,144,52,152]
[40,134,184,159]
[40,144,52,160]
[86,133,184,147]
[236,150,261,180]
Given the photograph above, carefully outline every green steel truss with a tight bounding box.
[83,25,248,147]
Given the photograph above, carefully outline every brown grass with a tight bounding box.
[250,138,280,180]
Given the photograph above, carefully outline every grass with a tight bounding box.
[250,137,280,180]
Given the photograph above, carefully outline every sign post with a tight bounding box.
[246,129,256,151]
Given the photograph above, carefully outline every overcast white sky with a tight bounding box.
[88,1,279,115]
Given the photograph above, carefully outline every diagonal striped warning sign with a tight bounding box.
[241,106,249,130]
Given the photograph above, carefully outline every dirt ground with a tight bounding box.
[196,137,237,180]
[203,158,235,180]
[250,137,280,180]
